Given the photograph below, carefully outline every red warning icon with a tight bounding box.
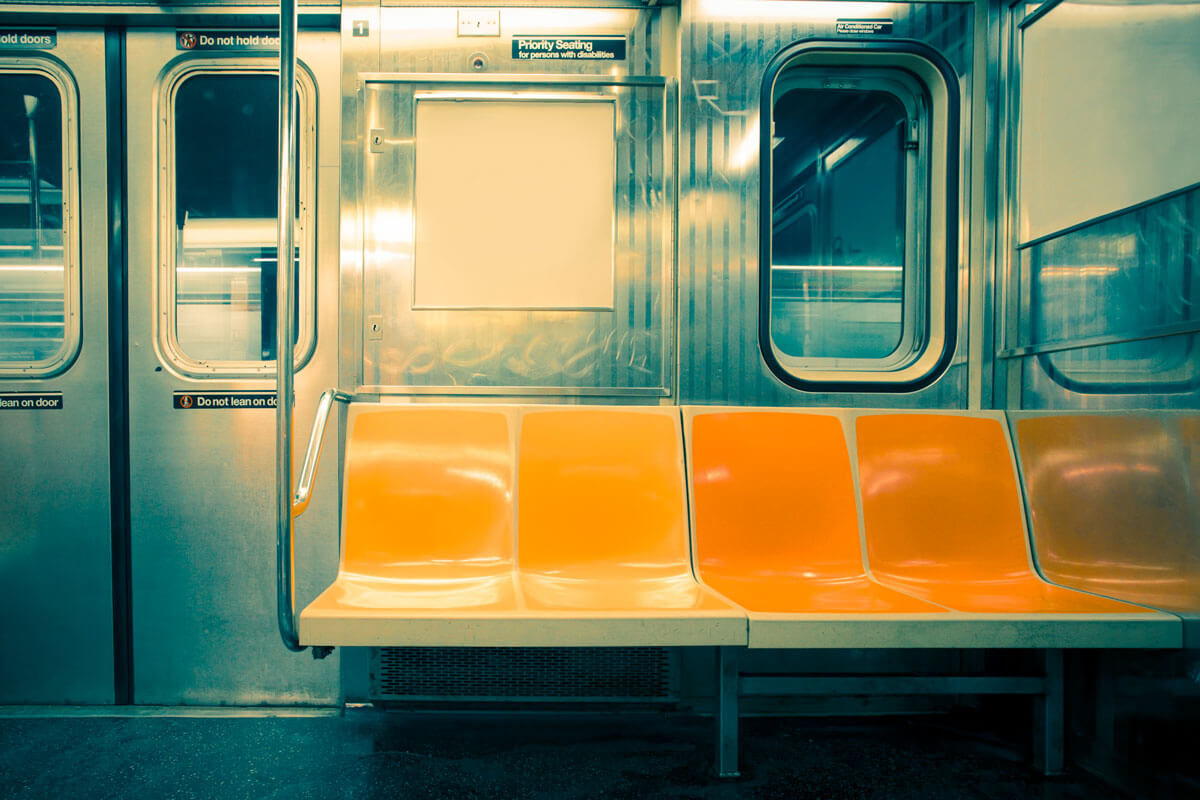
[178,394,194,409]
[178,32,198,50]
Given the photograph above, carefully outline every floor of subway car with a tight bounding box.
[0,709,1137,800]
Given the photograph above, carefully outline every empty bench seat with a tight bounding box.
[686,408,1181,650]
[300,407,519,642]
[299,405,745,647]
[856,412,1178,648]
[688,408,948,649]
[1012,413,1200,647]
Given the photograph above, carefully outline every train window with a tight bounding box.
[159,66,315,375]
[760,49,956,391]
[0,64,78,377]
[1023,186,1200,393]
[770,87,909,360]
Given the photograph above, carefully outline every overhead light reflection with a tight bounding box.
[1038,265,1120,277]
[729,116,760,170]
[503,8,631,30]
[177,266,262,274]
[773,264,902,272]
[824,136,865,170]
[700,0,896,21]
[418,90,597,102]
[372,209,415,246]
[0,264,64,272]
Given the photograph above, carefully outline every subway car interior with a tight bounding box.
[0,0,1197,797]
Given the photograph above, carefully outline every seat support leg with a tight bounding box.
[1034,648,1065,776]
[715,646,740,778]
[1094,652,1115,755]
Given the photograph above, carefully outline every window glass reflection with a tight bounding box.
[0,73,65,365]
[1029,186,1200,392]
[770,88,907,360]
[173,74,301,363]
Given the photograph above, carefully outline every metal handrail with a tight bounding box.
[276,0,301,653]
[293,388,352,518]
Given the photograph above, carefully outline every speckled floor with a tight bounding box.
[0,710,1133,800]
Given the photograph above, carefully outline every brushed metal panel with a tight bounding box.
[378,6,660,78]
[967,0,1001,410]
[356,7,674,395]
[679,2,973,407]
[1002,3,1200,410]
[0,30,114,704]
[340,0,378,394]
[126,29,340,705]
[1022,192,1199,354]
[747,615,1180,650]
[1015,336,1200,411]
[1010,187,1200,408]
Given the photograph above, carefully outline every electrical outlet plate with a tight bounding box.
[457,9,500,37]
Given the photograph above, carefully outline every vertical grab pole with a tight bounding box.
[276,0,303,652]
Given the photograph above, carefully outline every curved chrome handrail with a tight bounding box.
[293,388,352,518]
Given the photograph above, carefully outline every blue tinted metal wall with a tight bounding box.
[1001,0,1200,410]
[1014,188,1200,406]
[0,30,115,703]
[125,30,342,705]
[678,1,974,407]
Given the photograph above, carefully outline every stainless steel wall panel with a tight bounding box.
[340,0,379,395]
[378,7,660,78]
[968,0,1001,410]
[0,30,114,703]
[1001,0,1200,411]
[678,1,973,407]
[1021,191,1199,349]
[353,7,675,396]
[995,0,1022,412]
[1016,334,1200,411]
[126,30,341,705]
[1003,172,1200,409]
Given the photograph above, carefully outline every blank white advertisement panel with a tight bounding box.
[413,97,616,309]
[1019,0,1200,243]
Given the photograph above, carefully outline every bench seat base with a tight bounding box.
[300,576,747,647]
[746,612,1182,649]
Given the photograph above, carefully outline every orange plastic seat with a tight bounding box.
[857,413,1154,615]
[690,410,940,615]
[1014,414,1200,642]
[516,408,744,644]
[301,405,745,647]
[300,407,520,645]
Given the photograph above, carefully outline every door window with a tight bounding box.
[159,65,315,375]
[0,64,78,376]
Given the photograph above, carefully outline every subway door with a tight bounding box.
[0,29,114,703]
[125,29,340,704]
